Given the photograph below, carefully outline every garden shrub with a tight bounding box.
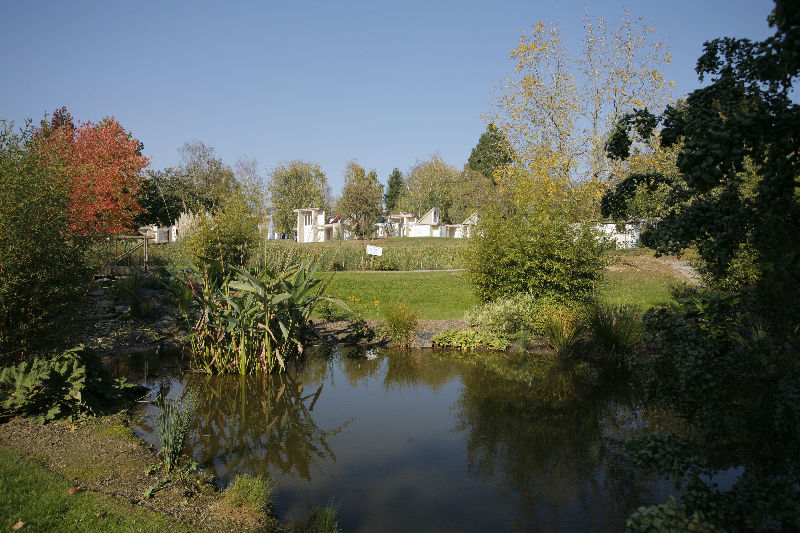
[0,122,89,358]
[0,345,130,423]
[462,207,606,303]
[432,329,510,351]
[465,293,582,337]
[380,301,418,346]
[180,192,258,271]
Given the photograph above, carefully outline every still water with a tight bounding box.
[124,347,673,532]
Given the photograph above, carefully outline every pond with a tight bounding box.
[119,347,674,532]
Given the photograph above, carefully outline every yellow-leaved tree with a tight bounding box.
[489,9,673,218]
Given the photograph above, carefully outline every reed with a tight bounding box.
[156,393,198,471]
[176,255,345,374]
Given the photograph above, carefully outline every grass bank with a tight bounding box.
[321,270,475,320]
[599,248,696,310]
[320,249,694,320]
[0,445,200,533]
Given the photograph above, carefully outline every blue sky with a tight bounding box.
[1,0,777,194]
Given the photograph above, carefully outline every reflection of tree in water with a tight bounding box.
[454,357,662,531]
[383,349,463,391]
[184,371,350,483]
[325,347,464,391]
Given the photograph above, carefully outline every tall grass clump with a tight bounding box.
[544,306,585,358]
[222,474,274,516]
[156,393,198,471]
[586,304,642,361]
[292,502,341,533]
[380,301,418,346]
[175,255,344,374]
[117,273,160,318]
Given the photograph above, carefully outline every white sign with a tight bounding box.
[366,245,383,256]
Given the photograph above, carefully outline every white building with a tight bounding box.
[593,220,643,249]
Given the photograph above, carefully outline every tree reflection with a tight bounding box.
[453,356,665,530]
[183,371,350,482]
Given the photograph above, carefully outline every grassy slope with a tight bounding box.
[322,249,691,320]
[0,446,200,533]
[323,270,475,320]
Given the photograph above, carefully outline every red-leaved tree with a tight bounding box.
[36,110,150,236]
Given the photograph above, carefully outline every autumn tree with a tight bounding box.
[489,9,672,216]
[384,168,404,213]
[466,123,514,183]
[35,113,150,236]
[335,160,383,239]
[267,160,329,235]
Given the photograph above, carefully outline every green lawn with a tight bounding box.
[321,250,691,320]
[322,270,476,320]
[0,446,201,533]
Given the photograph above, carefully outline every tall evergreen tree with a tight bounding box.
[466,123,513,183]
[384,168,404,213]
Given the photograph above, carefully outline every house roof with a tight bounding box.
[417,207,440,225]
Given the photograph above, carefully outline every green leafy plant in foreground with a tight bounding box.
[432,329,510,351]
[0,345,130,423]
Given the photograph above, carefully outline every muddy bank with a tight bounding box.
[0,415,274,533]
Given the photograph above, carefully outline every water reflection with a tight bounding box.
[129,347,671,532]
[188,372,350,481]
[453,357,663,531]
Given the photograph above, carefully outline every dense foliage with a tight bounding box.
[335,160,383,239]
[0,345,130,423]
[176,258,341,374]
[463,207,606,303]
[267,160,329,235]
[180,192,259,269]
[603,1,800,529]
[0,121,89,357]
